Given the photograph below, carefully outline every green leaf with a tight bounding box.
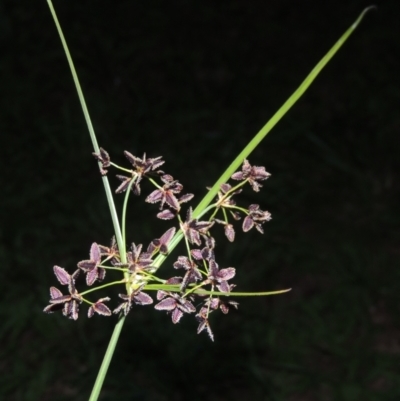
[192,6,376,219]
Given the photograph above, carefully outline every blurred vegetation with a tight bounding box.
[0,0,399,400]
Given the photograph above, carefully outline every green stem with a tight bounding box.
[121,178,136,255]
[143,283,291,297]
[46,0,124,258]
[148,176,162,189]
[140,271,166,283]
[222,207,228,222]
[182,282,207,298]
[226,205,248,214]
[88,316,126,401]
[194,288,291,297]
[110,162,132,174]
[100,266,127,273]
[46,2,128,400]
[80,280,126,297]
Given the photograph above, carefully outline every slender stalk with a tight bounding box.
[46,0,124,256]
[81,280,126,297]
[121,178,136,260]
[88,316,126,401]
[190,288,291,297]
[143,284,291,297]
[46,1,128,399]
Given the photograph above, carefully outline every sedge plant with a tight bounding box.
[44,2,375,400]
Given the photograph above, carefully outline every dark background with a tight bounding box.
[1,0,399,400]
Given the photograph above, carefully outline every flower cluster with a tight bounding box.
[44,151,272,340]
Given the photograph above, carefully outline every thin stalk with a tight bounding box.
[46,1,127,400]
[80,280,126,297]
[121,178,136,258]
[88,316,125,401]
[46,0,123,256]
[143,284,290,297]
[191,288,291,297]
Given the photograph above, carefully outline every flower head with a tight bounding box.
[98,236,120,264]
[125,243,153,273]
[191,246,214,262]
[214,219,236,242]
[205,296,239,314]
[124,151,164,175]
[173,256,202,291]
[147,227,176,255]
[181,207,214,246]
[146,174,183,210]
[196,308,214,341]
[231,159,270,192]
[242,204,272,234]
[116,152,164,195]
[88,297,112,318]
[215,183,241,207]
[207,259,236,293]
[154,292,196,324]
[77,243,105,286]
[92,147,111,175]
[113,284,153,316]
[44,267,82,320]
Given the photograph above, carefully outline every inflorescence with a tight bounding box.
[44,149,272,341]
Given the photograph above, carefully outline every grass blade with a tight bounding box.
[192,6,376,218]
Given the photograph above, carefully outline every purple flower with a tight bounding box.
[156,209,176,220]
[124,151,164,174]
[88,297,112,318]
[215,183,241,207]
[147,227,176,255]
[196,308,214,341]
[154,292,196,324]
[77,243,105,286]
[181,207,214,246]
[214,219,236,242]
[205,296,239,314]
[116,152,164,195]
[191,246,214,262]
[92,147,111,175]
[173,256,202,291]
[113,285,153,316]
[207,259,236,293]
[43,267,82,320]
[146,174,183,210]
[115,174,141,195]
[242,204,272,234]
[124,243,153,273]
[231,159,270,192]
[98,236,119,264]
